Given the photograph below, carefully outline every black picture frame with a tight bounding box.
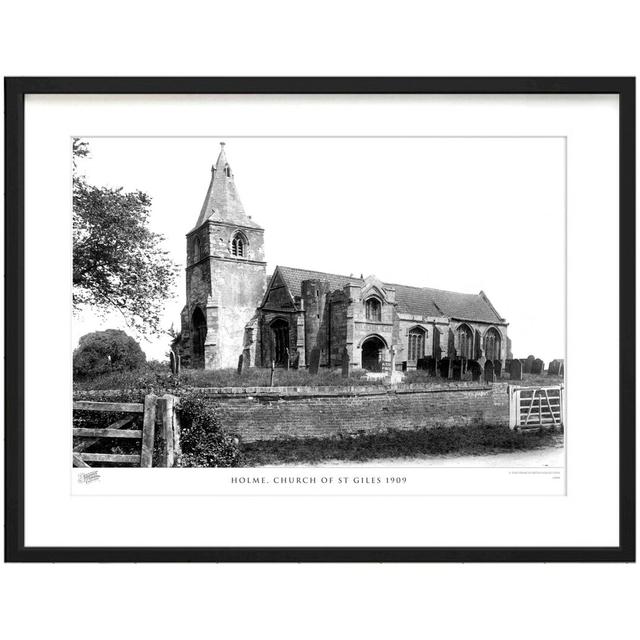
[4,77,635,563]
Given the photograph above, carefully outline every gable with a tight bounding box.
[261,269,297,311]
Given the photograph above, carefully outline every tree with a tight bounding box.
[73,139,178,336]
[73,329,146,379]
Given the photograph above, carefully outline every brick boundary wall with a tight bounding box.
[75,382,511,442]
[204,382,510,441]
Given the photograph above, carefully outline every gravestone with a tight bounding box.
[484,360,495,383]
[469,360,482,381]
[494,360,502,378]
[309,347,321,375]
[504,358,512,372]
[170,349,181,376]
[417,356,436,375]
[438,357,450,379]
[524,355,535,374]
[531,358,544,374]
[285,348,290,371]
[341,347,351,378]
[509,359,523,381]
[290,350,300,370]
[548,359,564,376]
[236,354,244,376]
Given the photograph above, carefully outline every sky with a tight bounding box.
[73,137,566,363]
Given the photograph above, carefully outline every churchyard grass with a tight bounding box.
[240,424,563,466]
[74,363,564,392]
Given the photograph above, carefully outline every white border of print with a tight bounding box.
[24,94,618,548]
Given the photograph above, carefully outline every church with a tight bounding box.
[176,144,511,376]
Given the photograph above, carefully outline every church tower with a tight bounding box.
[178,143,266,369]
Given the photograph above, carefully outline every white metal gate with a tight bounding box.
[508,385,564,430]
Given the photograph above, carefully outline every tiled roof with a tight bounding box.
[193,143,262,230]
[276,266,363,296]
[275,265,504,324]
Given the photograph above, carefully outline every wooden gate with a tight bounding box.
[508,385,564,430]
[73,393,180,467]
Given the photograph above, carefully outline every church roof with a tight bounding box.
[275,265,505,324]
[193,143,262,230]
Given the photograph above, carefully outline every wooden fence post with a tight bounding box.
[140,394,157,467]
[158,394,174,467]
[158,394,181,467]
[508,385,517,430]
[173,397,182,467]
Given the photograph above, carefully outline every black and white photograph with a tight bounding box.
[72,135,566,475]
[6,78,632,563]
[2,3,639,639]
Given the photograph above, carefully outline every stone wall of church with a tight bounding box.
[195,381,510,442]
[180,226,267,369]
[208,259,266,368]
[301,279,332,364]
[327,291,349,366]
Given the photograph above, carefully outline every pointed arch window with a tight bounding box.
[457,323,474,359]
[365,297,382,322]
[193,237,201,263]
[484,327,501,361]
[231,232,246,257]
[408,327,426,361]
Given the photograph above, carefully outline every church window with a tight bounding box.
[365,297,382,322]
[231,232,246,257]
[484,327,501,362]
[457,323,474,359]
[225,165,231,177]
[193,237,201,263]
[408,327,426,361]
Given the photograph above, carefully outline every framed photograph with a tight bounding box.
[5,77,635,562]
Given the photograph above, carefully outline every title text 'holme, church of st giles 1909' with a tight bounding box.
[175,143,512,377]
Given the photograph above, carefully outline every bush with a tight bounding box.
[73,329,146,379]
[73,387,241,468]
[178,392,242,467]
[73,362,175,392]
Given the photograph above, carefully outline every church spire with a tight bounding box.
[193,142,262,230]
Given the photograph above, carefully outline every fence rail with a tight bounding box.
[508,384,564,430]
[73,393,180,468]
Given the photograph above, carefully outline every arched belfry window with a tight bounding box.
[225,165,231,178]
[457,323,474,359]
[231,232,246,257]
[193,237,201,263]
[365,297,382,322]
[408,327,426,361]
